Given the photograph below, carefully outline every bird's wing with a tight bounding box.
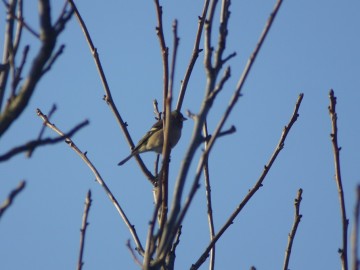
[132,118,163,153]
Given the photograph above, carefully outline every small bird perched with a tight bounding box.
[118,110,187,166]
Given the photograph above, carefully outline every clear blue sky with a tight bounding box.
[1,0,360,269]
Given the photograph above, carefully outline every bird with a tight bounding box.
[118,110,187,166]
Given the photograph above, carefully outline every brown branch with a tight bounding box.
[3,0,40,39]
[202,120,216,270]
[41,44,65,75]
[36,108,145,256]
[176,0,210,111]
[67,0,155,183]
[0,115,88,162]
[153,0,169,112]
[160,0,285,258]
[0,0,17,111]
[0,0,73,137]
[159,19,180,239]
[11,45,29,93]
[190,93,303,270]
[127,240,143,267]
[143,186,162,269]
[27,103,57,157]
[283,188,303,270]
[77,190,92,270]
[352,185,360,270]
[0,180,26,219]
[328,89,349,270]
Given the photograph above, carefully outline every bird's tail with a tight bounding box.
[118,153,134,166]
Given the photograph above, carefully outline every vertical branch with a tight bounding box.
[352,185,360,270]
[153,0,169,112]
[77,190,92,270]
[0,0,17,111]
[176,0,210,110]
[202,121,216,270]
[160,20,179,234]
[160,0,285,259]
[328,89,349,270]
[283,188,303,270]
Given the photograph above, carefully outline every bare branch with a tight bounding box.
[190,93,304,270]
[67,0,155,183]
[160,0,285,258]
[283,188,303,270]
[36,108,145,256]
[41,44,65,75]
[0,180,26,219]
[202,121,216,270]
[77,190,92,270]
[153,99,161,120]
[27,103,57,157]
[0,0,73,137]
[0,115,88,162]
[0,0,17,110]
[11,45,29,94]
[159,19,180,239]
[352,185,360,270]
[176,0,210,111]
[127,240,143,267]
[328,89,349,270]
[153,0,169,111]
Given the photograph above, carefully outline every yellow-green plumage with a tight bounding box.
[118,110,186,166]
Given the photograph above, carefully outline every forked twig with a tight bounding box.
[190,93,304,270]
[36,108,145,256]
[0,111,87,162]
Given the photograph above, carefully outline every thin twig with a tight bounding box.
[77,190,92,270]
[67,0,155,183]
[11,45,29,94]
[202,120,216,270]
[283,188,303,270]
[127,240,143,267]
[153,0,169,112]
[4,0,40,38]
[143,186,162,269]
[329,89,349,270]
[176,0,210,111]
[27,103,57,157]
[0,180,26,219]
[352,185,360,270]
[36,108,145,256]
[190,93,304,270]
[41,44,65,75]
[0,116,88,162]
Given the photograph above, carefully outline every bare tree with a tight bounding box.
[1,1,358,270]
